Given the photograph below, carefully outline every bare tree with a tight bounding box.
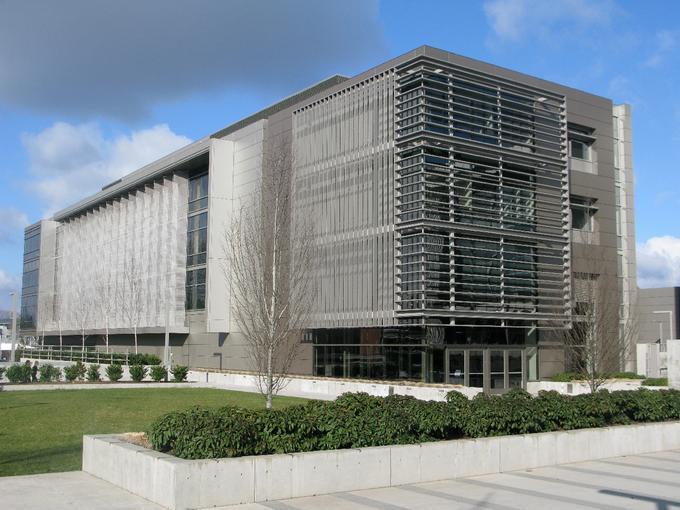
[120,257,144,354]
[225,137,316,410]
[70,280,92,359]
[556,263,638,393]
[95,269,115,353]
[36,292,52,348]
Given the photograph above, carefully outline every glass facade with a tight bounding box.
[312,327,533,388]
[20,224,41,330]
[186,173,208,310]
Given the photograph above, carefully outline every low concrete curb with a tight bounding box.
[83,421,680,509]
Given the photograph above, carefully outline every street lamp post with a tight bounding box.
[9,292,17,362]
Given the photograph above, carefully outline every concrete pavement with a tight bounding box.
[1,450,679,509]
[0,471,162,509]
[220,450,680,510]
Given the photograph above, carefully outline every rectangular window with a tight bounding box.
[569,139,590,160]
[571,196,596,232]
[186,173,208,310]
[188,173,209,212]
[185,268,206,310]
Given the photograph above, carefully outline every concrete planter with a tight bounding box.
[527,380,668,395]
[83,421,680,509]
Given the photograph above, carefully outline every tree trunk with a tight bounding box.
[105,314,109,354]
[134,325,138,354]
[81,328,85,360]
[266,345,273,410]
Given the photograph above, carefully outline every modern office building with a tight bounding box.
[20,46,637,391]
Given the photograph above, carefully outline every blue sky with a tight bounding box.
[1,0,680,309]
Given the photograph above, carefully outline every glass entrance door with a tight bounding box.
[445,348,525,392]
[447,351,465,385]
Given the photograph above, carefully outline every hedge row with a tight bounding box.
[1,362,188,383]
[549,371,646,382]
[148,389,680,460]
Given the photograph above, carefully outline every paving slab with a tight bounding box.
[0,471,162,509]
[2,450,679,509]
[217,450,680,510]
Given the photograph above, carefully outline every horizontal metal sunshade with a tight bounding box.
[393,57,571,328]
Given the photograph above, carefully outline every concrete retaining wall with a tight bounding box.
[188,370,483,401]
[526,379,654,395]
[669,339,680,389]
[83,421,680,509]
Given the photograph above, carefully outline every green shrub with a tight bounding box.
[171,365,189,382]
[38,364,61,382]
[255,401,326,454]
[642,377,668,386]
[149,365,167,382]
[658,389,680,419]
[105,363,123,382]
[86,364,101,382]
[147,388,680,461]
[148,406,260,459]
[464,389,555,437]
[0,367,5,380]
[608,371,645,380]
[63,361,87,382]
[128,353,162,366]
[549,372,583,382]
[129,364,147,382]
[6,364,31,383]
[611,389,667,422]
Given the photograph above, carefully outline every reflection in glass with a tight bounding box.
[469,350,484,387]
[448,351,464,385]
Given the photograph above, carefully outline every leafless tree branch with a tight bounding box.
[225,135,316,409]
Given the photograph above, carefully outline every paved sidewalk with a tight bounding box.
[220,450,680,510]
[0,471,162,509]
[2,450,679,509]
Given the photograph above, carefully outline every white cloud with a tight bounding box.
[22,122,192,216]
[0,269,21,311]
[637,236,680,288]
[644,30,678,68]
[483,0,615,42]
[0,207,29,244]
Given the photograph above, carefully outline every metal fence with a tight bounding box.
[23,346,131,365]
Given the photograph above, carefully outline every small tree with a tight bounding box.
[225,136,315,409]
[556,266,638,393]
[120,257,144,354]
[36,292,53,348]
[95,269,115,353]
[69,279,92,359]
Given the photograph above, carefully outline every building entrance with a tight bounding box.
[445,348,525,393]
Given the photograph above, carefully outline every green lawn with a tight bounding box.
[0,388,305,477]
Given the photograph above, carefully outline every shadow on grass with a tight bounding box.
[0,442,81,476]
[0,402,50,411]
